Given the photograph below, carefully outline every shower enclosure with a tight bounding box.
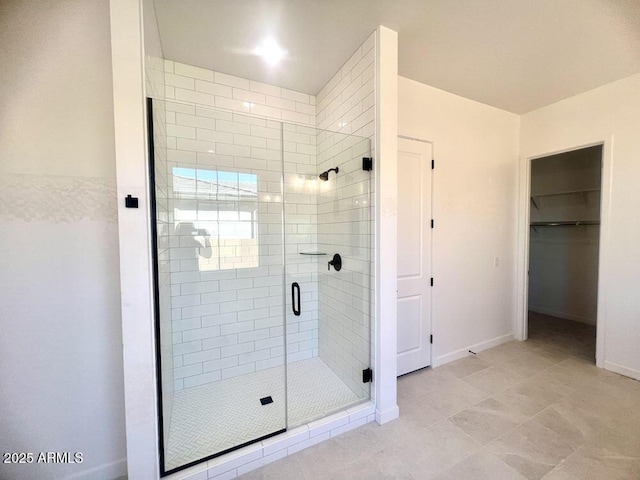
[148,98,373,474]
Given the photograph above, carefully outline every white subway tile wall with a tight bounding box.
[166,113,285,389]
[146,28,375,478]
[316,133,372,400]
[316,32,375,138]
[164,61,315,127]
[159,44,375,393]
[148,29,377,475]
[315,32,376,399]
[160,61,321,388]
[284,123,320,366]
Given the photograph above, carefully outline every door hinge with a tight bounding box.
[362,368,373,383]
[431,159,435,169]
[125,194,139,208]
[430,334,433,344]
[362,157,373,171]
[430,278,434,287]
[431,219,434,228]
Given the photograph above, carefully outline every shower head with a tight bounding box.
[318,167,339,181]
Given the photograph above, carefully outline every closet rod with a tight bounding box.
[530,220,600,227]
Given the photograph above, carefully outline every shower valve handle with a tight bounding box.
[328,253,342,272]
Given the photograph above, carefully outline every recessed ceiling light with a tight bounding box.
[254,37,287,66]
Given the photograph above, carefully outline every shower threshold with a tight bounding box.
[165,357,361,471]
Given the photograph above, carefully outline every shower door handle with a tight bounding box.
[292,282,301,316]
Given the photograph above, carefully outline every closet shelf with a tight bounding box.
[531,187,600,198]
[530,220,600,233]
[530,220,600,227]
[530,188,600,210]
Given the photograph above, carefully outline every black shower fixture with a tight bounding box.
[318,167,339,181]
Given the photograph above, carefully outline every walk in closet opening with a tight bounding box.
[527,145,602,361]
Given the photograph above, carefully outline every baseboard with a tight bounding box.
[62,458,127,480]
[604,361,640,381]
[433,333,514,367]
[528,306,596,326]
[375,405,399,425]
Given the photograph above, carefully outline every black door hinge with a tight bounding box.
[431,219,434,228]
[362,157,373,171]
[125,194,139,208]
[430,334,433,344]
[362,368,373,383]
[431,159,435,169]
[430,278,434,287]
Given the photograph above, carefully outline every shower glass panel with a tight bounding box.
[150,99,372,475]
[283,125,372,427]
[150,99,287,474]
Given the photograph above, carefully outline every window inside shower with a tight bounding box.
[172,168,259,271]
[148,98,373,475]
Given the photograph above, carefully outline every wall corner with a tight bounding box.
[109,0,159,477]
[374,25,399,425]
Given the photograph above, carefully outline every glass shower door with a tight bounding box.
[148,99,287,474]
[283,124,372,428]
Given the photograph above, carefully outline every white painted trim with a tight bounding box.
[63,459,127,480]
[109,0,160,478]
[514,153,531,342]
[433,333,514,367]
[528,306,595,326]
[595,138,613,369]
[375,405,401,424]
[603,361,640,382]
[515,139,612,369]
[374,25,399,425]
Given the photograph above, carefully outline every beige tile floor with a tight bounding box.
[240,314,640,479]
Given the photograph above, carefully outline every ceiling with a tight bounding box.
[153,0,640,114]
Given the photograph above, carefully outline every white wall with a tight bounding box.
[398,77,520,365]
[520,73,640,380]
[529,228,600,325]
[0,1,126,479]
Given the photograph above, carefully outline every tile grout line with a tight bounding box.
[423,341,600,478]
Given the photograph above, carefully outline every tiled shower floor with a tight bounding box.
[165,357,361,470]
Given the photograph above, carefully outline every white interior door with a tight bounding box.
[397,137,432,376]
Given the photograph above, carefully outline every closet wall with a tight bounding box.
[528,146,602,325]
